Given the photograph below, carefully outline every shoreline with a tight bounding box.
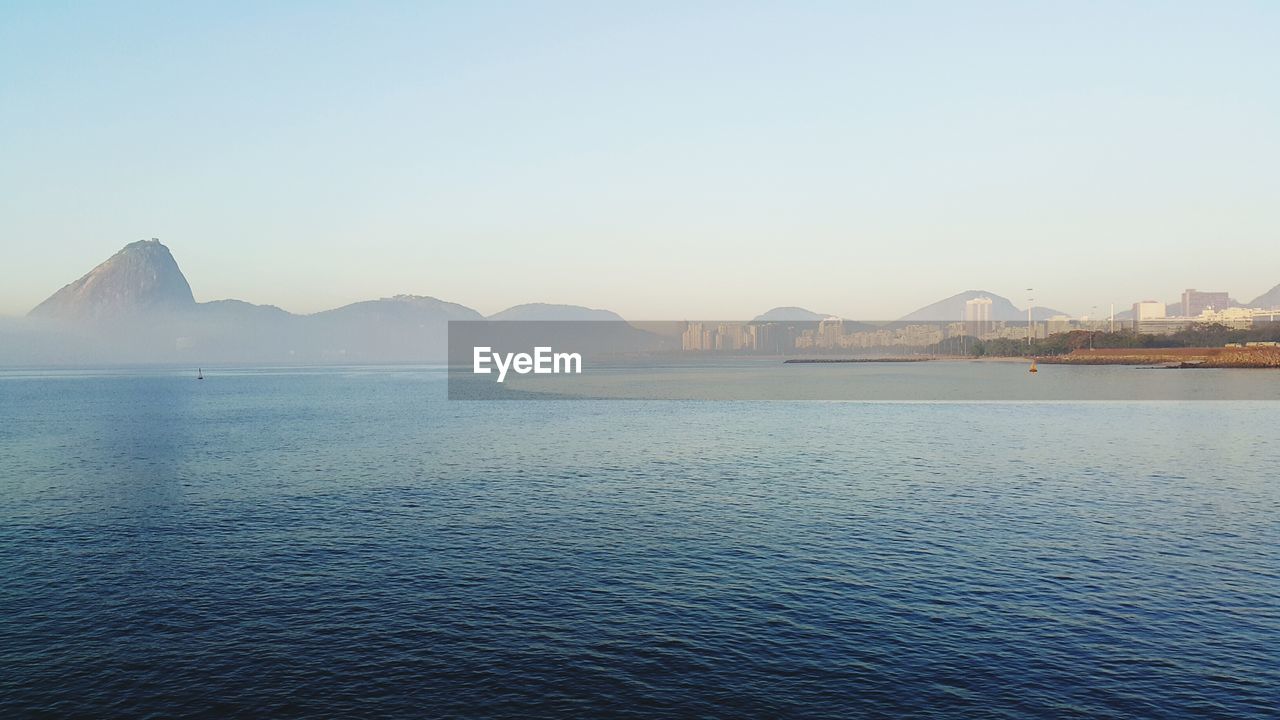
[783,358,931,364]
[1038,347,1280,368]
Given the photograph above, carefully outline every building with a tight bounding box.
[753,323,794,354]
[1134,317,1197,335]
[681,322,710,351]
[1133,300,1169,334]
[963,297,993,337]
[1182,289,1231,318]
[1046,315,1074,335]
[1131,301,1177,335]
[1198,307,1280,329]
[715,323,749,351]
[1132,300,1165,322]
[818,317,843,348]
[755,323,777,354]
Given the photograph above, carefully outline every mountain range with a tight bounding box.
[9,241,661,364]
[7,240,1279,364]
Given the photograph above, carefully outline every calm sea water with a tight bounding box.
[1,365,1277,718]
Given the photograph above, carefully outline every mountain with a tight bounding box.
[313,295,481,326]
[308,295,484,361]
[488,303,624,321]
[753,307,828,322]
[13,241,487,364]
[1248,283,1280,310]
[477,305,673,359]
[173,300,303,362]
[29,239,195,321]
[899,290,1064,322]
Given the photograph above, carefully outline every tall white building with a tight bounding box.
[964,297,993,336]
[682,322,707,351]
[1132,300,1170,334]
[1132,300,1165,323]
[818,317,843,348]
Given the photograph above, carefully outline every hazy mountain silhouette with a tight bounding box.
[1248,283,1280,310]
[480,307,673,356]
[488,303,624,321]
[753,307,828,322]
[29,239,195,321]
[12,241,670,364]
[21,240,1267,365]
[14,241,486,363]
[899,290,1063,322]
[306,295,483,361]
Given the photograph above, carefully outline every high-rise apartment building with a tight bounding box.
[818,317,843,348]
[1182,289,1230,317]
[963,296,993,336]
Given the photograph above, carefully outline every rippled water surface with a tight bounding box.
[2,366,1278,718]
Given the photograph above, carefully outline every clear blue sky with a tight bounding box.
[2,1,1277,318]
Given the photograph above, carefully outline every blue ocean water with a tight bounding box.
[1,366,1277,718]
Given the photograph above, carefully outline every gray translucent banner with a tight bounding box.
[447,321,1280,401]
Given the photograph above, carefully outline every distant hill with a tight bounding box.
[488,303,624,321]
[13,240,680,364]
[478,305,673,359]
[1249,283,1280,310]
[29,239,195,321]
[899,290,1064,322]
[753,307,828,322]
[313,295,481,325]
[199,298,293,317]
[307,295,483,361]
[15,241,485,363]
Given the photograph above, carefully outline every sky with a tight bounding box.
[2,1,1277,319]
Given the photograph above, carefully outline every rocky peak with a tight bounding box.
[29,239,196,321]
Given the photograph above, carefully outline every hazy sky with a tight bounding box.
[2,1,1277,319]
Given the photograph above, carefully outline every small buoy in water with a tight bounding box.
[1029,360,1038,373]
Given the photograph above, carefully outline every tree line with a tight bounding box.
[925,322,1280,357]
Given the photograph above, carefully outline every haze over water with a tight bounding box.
[2,365,1276,718]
